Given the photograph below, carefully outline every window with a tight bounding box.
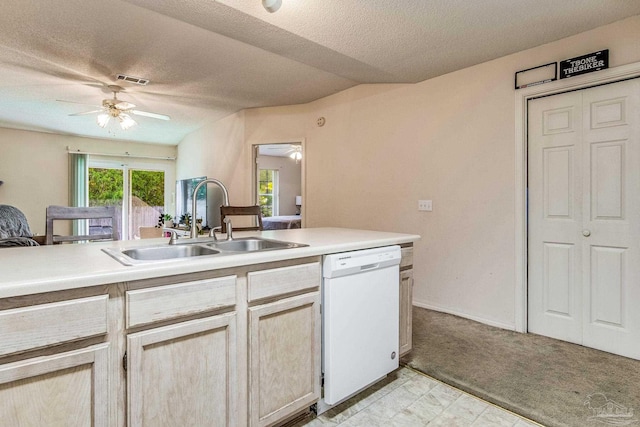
[258,169,278,217]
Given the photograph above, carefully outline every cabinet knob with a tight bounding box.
[582,229,591,237]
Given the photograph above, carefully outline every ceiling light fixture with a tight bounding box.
[289,146,302,163]
[97,110,137,130]
[97,108,138,130]
[63,85,170,131]
[118,113,137,130]
[97,113,110,128]
[262,0,282,13]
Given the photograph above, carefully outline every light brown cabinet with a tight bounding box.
[121,260,321,427]
[0,344,110,427]
[124,274,238,427]
[249,292,320,426]
[127,313,237,427]
[0,291,111,427]
[399,245,414,357]
[247,262,321,427]
[399,269,414,356]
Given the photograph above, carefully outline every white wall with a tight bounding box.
[256,154,301,215]
[177,16,640,329]
[176,110,250,227]
[0,127,176,235]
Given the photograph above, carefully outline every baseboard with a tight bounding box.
[412,301,516,331]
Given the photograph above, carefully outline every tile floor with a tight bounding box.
[302,367,542,427]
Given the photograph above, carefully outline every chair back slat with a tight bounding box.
[220,206,263,233]
[45,206,119,245]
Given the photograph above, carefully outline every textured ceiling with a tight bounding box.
[0,0,639,145]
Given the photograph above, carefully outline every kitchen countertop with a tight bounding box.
[0,227,419,298]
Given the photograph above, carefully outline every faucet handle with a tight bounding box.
[209,226,221,241]
[168,230,179,245]
[223,217,233,240]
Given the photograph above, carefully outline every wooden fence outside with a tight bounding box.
[90,205,164,239]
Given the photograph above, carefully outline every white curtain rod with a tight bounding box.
[67,149,176,161]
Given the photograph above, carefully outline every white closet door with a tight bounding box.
[580,81,640,358]
[528,90,584,345]
[528,79,640,359]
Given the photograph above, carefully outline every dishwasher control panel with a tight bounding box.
[323,245,401,278]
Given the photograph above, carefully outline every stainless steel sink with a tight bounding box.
[205,237,306,252]
[103,244,221,265]
[103,237,307,266]
[122,245,221,260]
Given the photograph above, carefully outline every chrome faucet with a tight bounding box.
[189,178,230,239]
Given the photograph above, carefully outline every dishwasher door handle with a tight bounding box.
[360,263,380,271]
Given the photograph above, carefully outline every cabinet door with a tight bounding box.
[399,269,413,357]
[0,344,109,427]
[248,292,320,427]
[127,313,237,427]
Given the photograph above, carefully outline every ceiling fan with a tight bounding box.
[265,144,303,162]
[59,85,170,130]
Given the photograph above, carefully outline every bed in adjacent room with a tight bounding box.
[262,215,301,230]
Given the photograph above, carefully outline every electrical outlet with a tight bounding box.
[418,200,432,211]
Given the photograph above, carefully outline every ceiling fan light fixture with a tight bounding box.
[97,113,110,128]
[262,0,282,13]
[289,151,302,161]
[118,114,137,130]
[64,84,168,131]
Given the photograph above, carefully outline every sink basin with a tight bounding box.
[120,245,220,261]
[206,237,306,252]
[103,237,307,266]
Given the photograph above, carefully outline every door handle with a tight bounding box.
[582,229,591,237]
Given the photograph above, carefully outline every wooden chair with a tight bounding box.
[45,206,119,245]
[220,206,263,233]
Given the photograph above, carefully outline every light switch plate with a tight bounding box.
[418,200,432,211]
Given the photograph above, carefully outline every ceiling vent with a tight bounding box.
[115,74,149,86]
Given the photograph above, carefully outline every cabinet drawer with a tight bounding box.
[248,262,320,302]
[400,246,413,269]
[0,295,108,356]
[126,275,236,328]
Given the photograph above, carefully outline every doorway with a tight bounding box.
[527,78,640,359]
[252,142,304,229]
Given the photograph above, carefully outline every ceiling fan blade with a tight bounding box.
[69,110,104,116]
[57,99,102,108]
[131,110,171,121]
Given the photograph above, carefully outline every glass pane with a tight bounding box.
[88,167,123,237]
[259,195,273,217]
[258,169,276,217]
[130,170,165,238]
[259,170,274,195]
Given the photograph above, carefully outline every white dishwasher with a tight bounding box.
[319,245,401,413]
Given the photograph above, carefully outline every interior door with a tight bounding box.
[528,78,640,359]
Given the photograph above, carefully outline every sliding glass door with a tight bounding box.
[88,160,170,240]
[88,165,124,238]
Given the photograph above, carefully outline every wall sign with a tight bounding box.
[560,49,608,79]
[515,62,557,89]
